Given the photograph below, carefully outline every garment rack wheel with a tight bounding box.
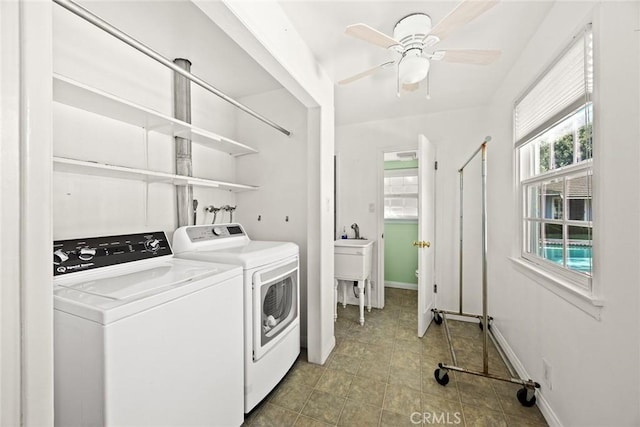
[434,365,450,386]
[433,311,443,325]
[517,386,538,407]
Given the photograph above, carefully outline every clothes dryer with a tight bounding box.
[172,224,300,413]
[53,231,244,426]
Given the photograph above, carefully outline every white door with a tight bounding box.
[417,135,436,337]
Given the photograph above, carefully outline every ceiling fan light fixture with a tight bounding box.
[399,49,430,85]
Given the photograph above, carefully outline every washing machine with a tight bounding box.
[172,223,300,413]
[53,231,244,427]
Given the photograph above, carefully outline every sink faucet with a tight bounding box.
[351,223,360,239]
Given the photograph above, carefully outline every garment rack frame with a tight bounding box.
[431,137,541,408]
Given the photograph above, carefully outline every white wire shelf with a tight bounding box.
[53,74,258,157]
[53,157,258,192]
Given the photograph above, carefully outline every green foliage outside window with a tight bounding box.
[538,122,592,172]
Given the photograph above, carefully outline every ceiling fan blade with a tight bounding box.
[402,82,420,92]
[345,23,400,49]
[429,0,498,42]
[338,61,395,85]
[433,49,501,65]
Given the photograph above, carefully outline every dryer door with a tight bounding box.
[252,257,299,361]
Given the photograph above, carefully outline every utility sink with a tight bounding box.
[334,239,374,280]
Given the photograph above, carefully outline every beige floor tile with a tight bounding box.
[294,415,333,427]
[422,371,460,402]
[422,392,463,416]
[357,358,391,383]
[390,348,421,370]
[251,403,299,427]
[316,369,354,398]
[348,376,386,407]
[457,377,502,412]
[301,390,345,425]
[394,337,423,355]
[505,414,548,426]
[336,338,367,358]
[388,365,422,392]
[326,352,362,375]
[338,399,382,427]
[383,384,422,417]
[269,379,314,412]
[380,409,419,427]
[462,403,507,427]
[288,361,326,388]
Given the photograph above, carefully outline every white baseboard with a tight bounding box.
[490,325,562,427]
[384,281,418,290]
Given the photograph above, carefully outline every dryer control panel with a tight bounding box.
[185,224,246,242]
[53,232,172,276]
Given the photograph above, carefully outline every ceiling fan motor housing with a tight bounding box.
[393,13,432,49]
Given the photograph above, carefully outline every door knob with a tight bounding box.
[412,241,431,248]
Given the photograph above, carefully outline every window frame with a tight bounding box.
[383,167,419,221]
[514,24,596,299]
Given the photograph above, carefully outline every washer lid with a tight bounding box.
[54,258,242,324]
[57,263,211,300]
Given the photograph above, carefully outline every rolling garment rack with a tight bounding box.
[431,137,540,407]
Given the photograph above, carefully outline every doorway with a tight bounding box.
[377,136,436,337]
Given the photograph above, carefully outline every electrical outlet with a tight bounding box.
[542,358,552,390]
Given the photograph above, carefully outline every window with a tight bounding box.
[515,25,593,291]
[384,168,418,220]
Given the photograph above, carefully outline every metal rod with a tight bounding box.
[53,0,292,137]
[459,169,464,315]
[174,58,193,228]
[441,313,458,366]
[458,137,491,172]
[439,363,539,389]
[481,143,488,374]
[434,309,493,321]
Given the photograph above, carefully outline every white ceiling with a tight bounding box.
[279,0,554,125]
[74,1,555,128]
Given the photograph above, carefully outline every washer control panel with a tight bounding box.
[53,232,171,276]
[185,224,246,242]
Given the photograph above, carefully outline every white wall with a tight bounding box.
[235,88,309,345]
[485,2,640,425]
[336,107,491,313]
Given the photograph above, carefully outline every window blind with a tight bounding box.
[515,25,593,147]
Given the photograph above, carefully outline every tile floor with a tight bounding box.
[243,288,547,427]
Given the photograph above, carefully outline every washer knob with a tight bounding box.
[145,239,160,252]
[78,248,96,261]
[53,249,69,265]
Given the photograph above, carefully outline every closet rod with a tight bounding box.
[53,0,292,137]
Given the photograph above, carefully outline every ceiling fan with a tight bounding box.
[338,0,501,96]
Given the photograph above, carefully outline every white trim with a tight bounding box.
[1,1,23,424]
[510,257,603,319]
[384,281,418,291]
[491,325,563,427]
[20,1,54,424]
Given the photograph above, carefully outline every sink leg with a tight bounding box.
[366,277,371,312]
[334,279,338,321]
[358,280,365,326]
[342,282,347,308]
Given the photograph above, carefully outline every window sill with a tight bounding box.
[509,257,603,319]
